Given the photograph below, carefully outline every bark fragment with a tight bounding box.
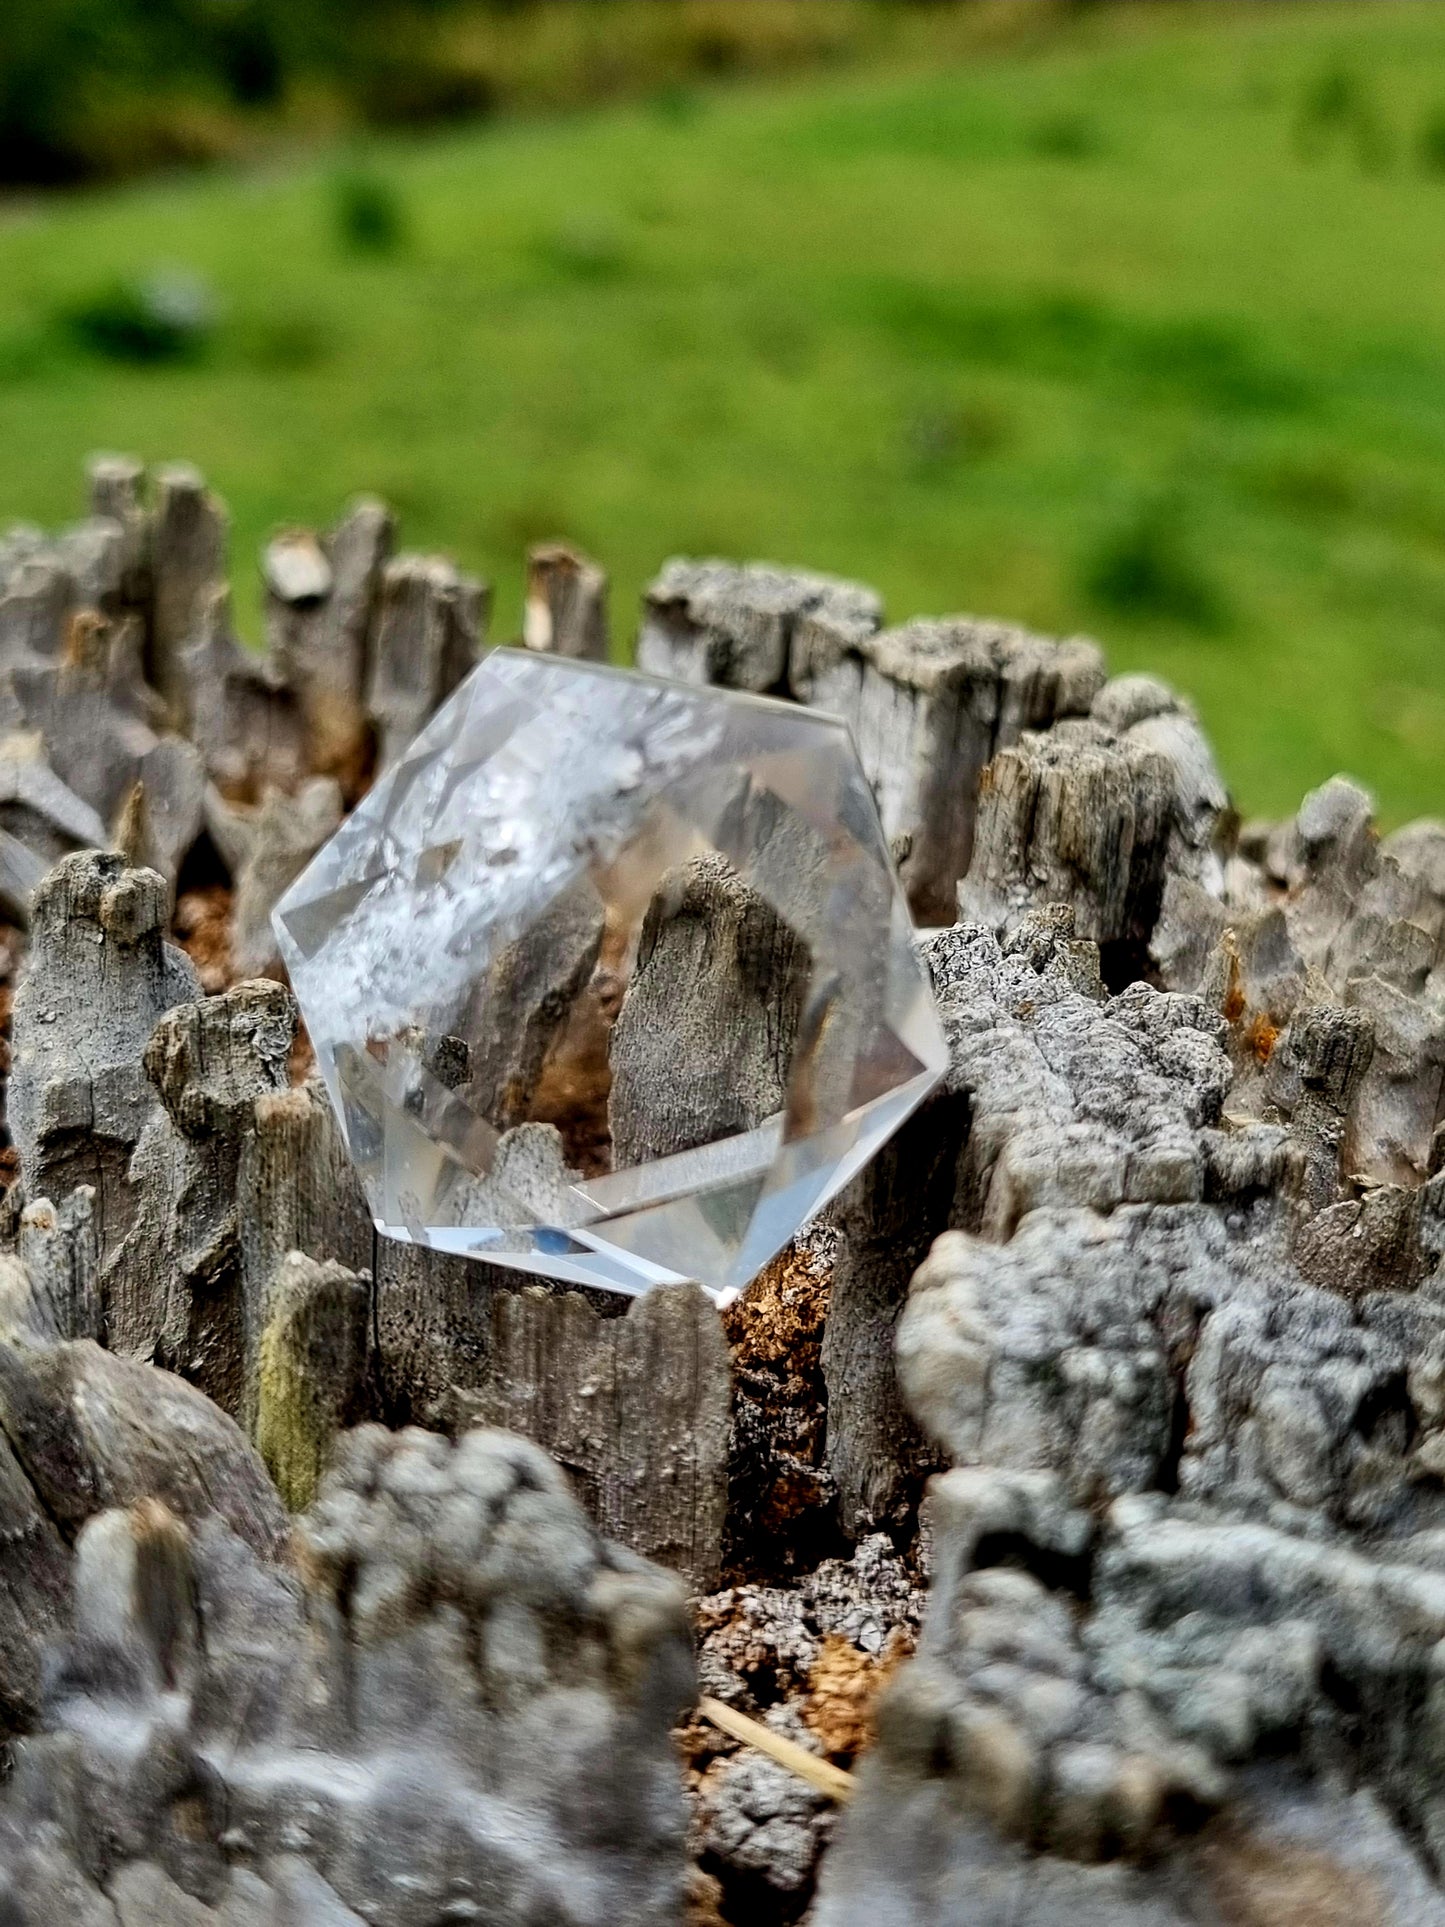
[180,588,308,801]
[377,1248,732,1590]
[219,776,345,980]
[961,675,1227,956]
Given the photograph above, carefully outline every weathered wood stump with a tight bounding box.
[0,456,1439,1924]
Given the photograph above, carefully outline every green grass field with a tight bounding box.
[0,1,1443,820]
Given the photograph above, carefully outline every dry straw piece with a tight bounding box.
[698,1694,856,1803]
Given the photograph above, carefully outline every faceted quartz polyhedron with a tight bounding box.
[274,652,946,1303]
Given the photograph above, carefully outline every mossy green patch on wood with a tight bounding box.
[255,1251,370,1512]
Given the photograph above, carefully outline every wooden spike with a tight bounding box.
[113,780,151,867]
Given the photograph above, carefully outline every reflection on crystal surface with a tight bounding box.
[274,652,946,1302]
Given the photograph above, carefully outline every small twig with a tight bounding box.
[697,1695,856,1802]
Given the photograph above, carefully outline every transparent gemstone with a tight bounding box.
[274,652,946,1303]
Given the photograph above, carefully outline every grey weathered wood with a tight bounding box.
[237,1077,375,1279]
[963,678,1233,971]
[8,454,1445,1921]
[482,1279,730,1589]
[960,725,1178,957]
[0,1410,72,1742]
[266,500,394,796]
[820,1094,966,1535]
[11,610,206,887]
[610,851,808,1167]
[107,979,294,1416]
[1157,772,1445,1193]
[0,738,108,873]
[9,855,200,1270]
[85,451,152,619]
[0,1334,286,1555]
[181,586,308,801]
[0,553,75,672]
[263,528,332,606]
[149,463,228,716]
[638,556,881,693]
[236,1078,374,1427]
[5,837,737,1592]
[803,617,1107,925]
[366,553,487,771]
[208,1054,730,1583]
[54,517,131,619]
[458,873,605,1132]
[86,451,146,534]
[224,776,345,979]
[12,1189,100,1345]
[524,540,609,661]
[0,1421,71,1736]
[374,1242,732,1590]
[0,1427,693,1924]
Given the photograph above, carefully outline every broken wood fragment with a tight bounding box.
[255,1249,372,1510]
[524,540,608,661]
[150,462,228,716]
[367,552,488,772]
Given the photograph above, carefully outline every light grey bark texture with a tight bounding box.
[0,886,735,1589]
[218,775,345,979]
[254,1249,372,1510]
[458,873,605,1132]
[110,977,295,1413]
[456,1277,732,1588]
[0,461,490,916]
[373,1243,732,1590]
[818,900,1445,1925]
[820,1092,966,1536]
[236,1077,375,1299]
[0,1219,286,1742]
[6,1188,101,1346]
[181,589,309,801]
[959,673,1227,964]
[634,558,1114,924]
[0,739,109,922]
[10,611,207,888]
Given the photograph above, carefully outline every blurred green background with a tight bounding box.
[0,0,1442,821]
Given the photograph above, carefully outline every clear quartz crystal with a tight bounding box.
[274,652,945,1303]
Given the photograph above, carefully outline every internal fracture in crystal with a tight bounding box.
[274,653,946,1301]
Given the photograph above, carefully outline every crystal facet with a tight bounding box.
[274,653,946,1302]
